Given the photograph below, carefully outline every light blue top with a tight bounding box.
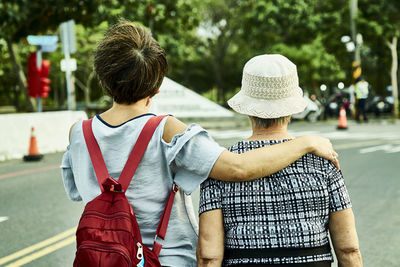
[61,113,225,266]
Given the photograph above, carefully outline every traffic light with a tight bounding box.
[26,52,51,98]
[352,61,362,83]
[27,53,40,98]
[39,60,51,98]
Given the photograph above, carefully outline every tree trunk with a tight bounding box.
[6,38,35,112]
[387,36,399,119]
[85,71,95,105]
[74,74,91,106]
[183,60,190,90]
[213,60,224,104]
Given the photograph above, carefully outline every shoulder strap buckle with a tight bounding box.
[102,177,124,193]
[173,183,179,193]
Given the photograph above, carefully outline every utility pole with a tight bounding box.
[350,0,360,64]
[60,20,77,110]
[350,0,363,95]
[349,0,362,119]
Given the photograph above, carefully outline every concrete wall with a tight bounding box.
[0,111,87,161]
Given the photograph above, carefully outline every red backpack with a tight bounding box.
[74,115,177,267]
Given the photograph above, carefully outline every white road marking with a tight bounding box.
[0,227,76,266]
[0,216,9,223]
[208,129,251,139]
[209,129,399,141]
[359,144,400,154]
[387,145,400,153]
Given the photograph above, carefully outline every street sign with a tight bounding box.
[60,20,76,54]
[41,44,58,52]
[61,58,77,72]
[27,35,58,46]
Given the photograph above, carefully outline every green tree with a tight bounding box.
[196,0,348,103]
[116,0,204,89]
[358,0,400,118]
[0,0,112,111]
[0,0,204,111]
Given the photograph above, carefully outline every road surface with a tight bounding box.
[0,120,399,266]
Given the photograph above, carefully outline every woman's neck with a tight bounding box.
[99,98,151,126]
[246,124,293,141]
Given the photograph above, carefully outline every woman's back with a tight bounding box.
[200,139,351,266]
[62,113,224,266]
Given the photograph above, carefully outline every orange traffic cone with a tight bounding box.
[23,127,43,161]
[337,107,348,130]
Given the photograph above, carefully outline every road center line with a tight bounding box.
[0,165,60,180]
[0,227,76,266]
[5,236,76,267]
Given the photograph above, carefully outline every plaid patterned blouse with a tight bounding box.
[199,140,352,266]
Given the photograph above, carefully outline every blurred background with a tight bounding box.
[0,0,399,118]
[0,1,399,267]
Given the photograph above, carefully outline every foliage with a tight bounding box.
[0,0,399,112]
[269,36,346,93]
[192,0,350,103]
[0,0,110,41]
[358,0,400,95]
[0,0,115,111]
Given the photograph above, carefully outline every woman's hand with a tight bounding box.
[300,135,340,169]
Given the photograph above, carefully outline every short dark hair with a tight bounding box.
[251,116,291,129]
[94,20,168,104]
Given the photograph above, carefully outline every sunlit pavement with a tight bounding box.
[0,119,399,266]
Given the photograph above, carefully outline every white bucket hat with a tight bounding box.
[227,54,307,119]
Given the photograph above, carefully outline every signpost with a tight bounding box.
[27,35,58,112]
[60,20,77,110]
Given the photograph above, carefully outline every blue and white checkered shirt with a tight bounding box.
[199,139,352,266]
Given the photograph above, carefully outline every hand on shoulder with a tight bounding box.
[299,135,340,170]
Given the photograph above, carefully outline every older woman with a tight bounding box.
[197,55,362,267]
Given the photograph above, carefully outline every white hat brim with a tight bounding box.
[227,88,308,118]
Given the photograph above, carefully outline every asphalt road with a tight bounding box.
[0,120,399,267]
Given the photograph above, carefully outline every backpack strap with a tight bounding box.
[152,183,178,257]
[83,114,177,257]
[117,115,167,191]
[82,118,109,192]
[82,115,167,191]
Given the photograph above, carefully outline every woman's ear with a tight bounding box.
[248,116,256,129]
[146,97,151,107]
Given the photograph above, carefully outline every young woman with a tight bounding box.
[61,21,339,266]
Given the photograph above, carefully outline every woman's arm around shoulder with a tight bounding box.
[162,117,339,182]
[197,209,224,267]
[209,135,340,182]
[329,208,362,267]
